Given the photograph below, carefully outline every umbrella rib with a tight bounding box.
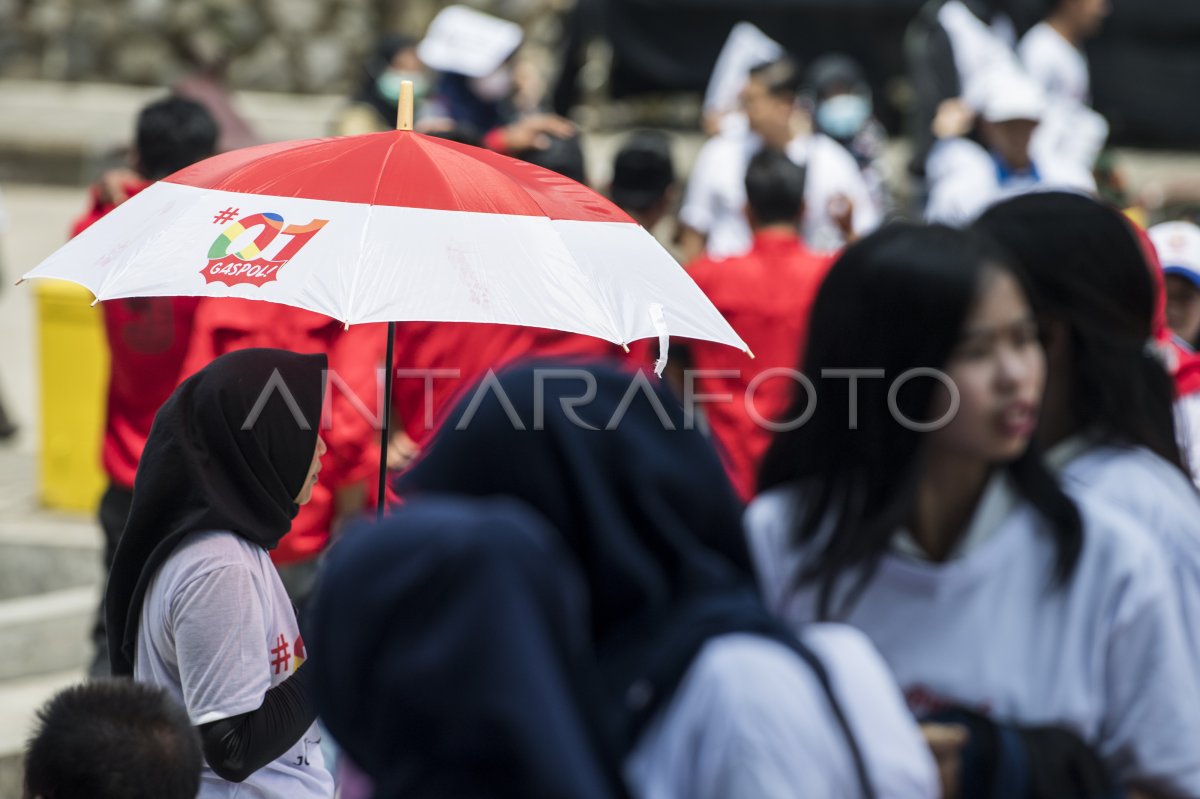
[548,224,627,347]
[412,138,627,344]
[91,185,215,301]
[343,136,402,323]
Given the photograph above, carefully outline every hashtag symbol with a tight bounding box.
[270,634,291,675]
[212,207,239,224]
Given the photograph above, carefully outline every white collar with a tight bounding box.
[891,471,1019,561]
[1043,433,1098,475]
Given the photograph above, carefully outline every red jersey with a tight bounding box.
[684,230,834,500]
[391,321,618,446]
[72,180,203,491]
[184,299,388,564]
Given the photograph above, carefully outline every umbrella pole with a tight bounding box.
[377,320,395,520]
[378,83,411,519]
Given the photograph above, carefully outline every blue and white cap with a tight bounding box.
[1150,221,1200,288]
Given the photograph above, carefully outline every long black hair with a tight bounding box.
[973,192,1186,474]
[758,223,1082,620]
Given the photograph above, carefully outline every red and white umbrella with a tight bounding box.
[22,128,747,358]
[22,86,751,514]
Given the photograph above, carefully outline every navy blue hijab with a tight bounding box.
[393,360,790,753]
[310,497,626,799]
[106,348,326,675]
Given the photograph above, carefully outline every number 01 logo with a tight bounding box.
[202,211,328,288]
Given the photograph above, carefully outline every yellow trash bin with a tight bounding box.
[36,280,108,512]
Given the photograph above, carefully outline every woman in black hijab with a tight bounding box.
[105,348,335,797]
[310,360,938,798]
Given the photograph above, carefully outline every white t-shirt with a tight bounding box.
[1049,439,1200,666]
[679,128,880,257]
[745,478,1200,796]
[1175,392,1200,488]
[1018,21,1089,104]
[624,631,938,799]
[1019,22,1109,177]
[937,0,1022,108]
[136,531,335,799]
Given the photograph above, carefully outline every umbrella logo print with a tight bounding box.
[204,211,328,287]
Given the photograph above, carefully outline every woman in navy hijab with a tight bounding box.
[308,360,938,799]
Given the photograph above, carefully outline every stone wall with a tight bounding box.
[0,0,563,94]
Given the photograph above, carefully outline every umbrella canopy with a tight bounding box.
[22,129,748,355]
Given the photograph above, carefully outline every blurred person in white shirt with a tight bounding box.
[678,56,880,260]
[1019,0,1111,181]
[925,66,1094,226]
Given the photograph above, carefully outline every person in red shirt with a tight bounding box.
[382,132,636,477]
[73,96,218,676]
[387,322,618,466]
[678,148,835,501]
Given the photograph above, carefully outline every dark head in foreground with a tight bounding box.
[23,679,202,799]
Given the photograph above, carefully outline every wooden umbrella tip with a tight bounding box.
[397,80,414,132]
[746,348,756,359]
[13,277,24,287]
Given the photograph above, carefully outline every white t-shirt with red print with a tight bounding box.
[136,530,334,798]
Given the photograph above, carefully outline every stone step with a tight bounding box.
[0,533,101,682]
[0,586,97,681]
[0,668,85,799]
[0,542,100,602]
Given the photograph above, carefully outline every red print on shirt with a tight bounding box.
[270,634,291,675]
[905,684,992,718]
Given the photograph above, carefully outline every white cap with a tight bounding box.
[974,66,1046,123]
[417,5,523,79]
[1150,221,1200,287]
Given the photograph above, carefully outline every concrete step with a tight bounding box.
[0,542,100,601]
[0,668,85,799]
[0,532,102,681]
[0,586,97,681]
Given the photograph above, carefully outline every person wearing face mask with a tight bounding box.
[416,4,574,156]
[807,54,891,217]
[678,55,880,261]
[332,35,431,136]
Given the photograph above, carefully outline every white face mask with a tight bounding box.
[376,70,429,103]
[468,67,514,102]
[816,93,872,141]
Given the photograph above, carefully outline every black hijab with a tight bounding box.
[394,359,792,753]
[106,348,326,676]
[310,497,628,799]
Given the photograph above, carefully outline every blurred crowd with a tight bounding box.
[17,1,1200,798]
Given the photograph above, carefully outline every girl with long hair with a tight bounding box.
[974,192,1200,661]
[747,223,1200,797]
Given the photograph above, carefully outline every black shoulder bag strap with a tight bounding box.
[788,639,877,799]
